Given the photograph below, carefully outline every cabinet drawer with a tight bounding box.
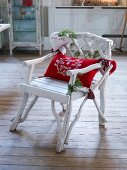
[13,7,36,20]
[13,20,36,31]
[14,32,36,42]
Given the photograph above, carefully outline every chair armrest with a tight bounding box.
[66,62,102,87]
[23,52,57,66]
[67,62,113,93]
[66,63,102,77]
[23,52,57,84]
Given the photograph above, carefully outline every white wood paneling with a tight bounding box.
[47,6,127,50]
[48,7,126,35]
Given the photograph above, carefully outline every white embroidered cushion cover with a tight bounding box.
[50,32,70,52]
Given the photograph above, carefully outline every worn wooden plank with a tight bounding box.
[0,53,127,168]
[0,147,127,159]
[0,165,126,170]
[0,155,127,168]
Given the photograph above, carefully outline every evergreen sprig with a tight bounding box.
[67,78,83,95]
[78,50,101,59]
[58,29,77,39]
[74,51,81,58]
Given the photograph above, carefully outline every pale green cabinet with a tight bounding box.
[7,0,43,55]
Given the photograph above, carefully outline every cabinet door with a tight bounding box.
[12,0,37,42]
[13,7,36,20]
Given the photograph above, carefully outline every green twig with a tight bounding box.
[67,78,83,95]
[58,29,77,39]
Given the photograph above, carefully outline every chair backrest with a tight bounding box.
[50,32,113,60]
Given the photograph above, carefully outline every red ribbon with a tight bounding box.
[99,58,117,75]
[22,0,33,6]
[88,89,95,99]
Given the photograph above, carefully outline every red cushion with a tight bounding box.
[44,52,100,88]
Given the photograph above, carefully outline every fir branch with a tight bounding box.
[58,29,77,39]
[74,51,80,58]
[67,78,83,95]
[84,50,101,59]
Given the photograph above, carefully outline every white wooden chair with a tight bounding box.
[10,32,114,153]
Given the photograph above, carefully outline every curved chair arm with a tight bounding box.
[66,63,102,77]
[23,52,57,84]
[23,52,57,66]
[66,62,102,87]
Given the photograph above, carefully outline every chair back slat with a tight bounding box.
[63,32,113,59]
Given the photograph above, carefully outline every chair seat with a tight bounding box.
[21,77,88,104]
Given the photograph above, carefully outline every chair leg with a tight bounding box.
[99,78,107,126]
[56,99,72,153]
[20,96,38,123]
[51,100,62,133]
[10,92,29,131]
[51,101,66,121]
[93,98,107,123]
[65,96,88,145]
[59,103,67,117]
[60,103,67,112]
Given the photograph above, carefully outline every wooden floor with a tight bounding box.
[0,50,127,170]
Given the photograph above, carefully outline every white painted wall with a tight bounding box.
[42,0,73,36]
[47,6,127,51]
[42,0,126,36]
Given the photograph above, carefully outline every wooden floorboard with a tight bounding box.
[0,51,127,169]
